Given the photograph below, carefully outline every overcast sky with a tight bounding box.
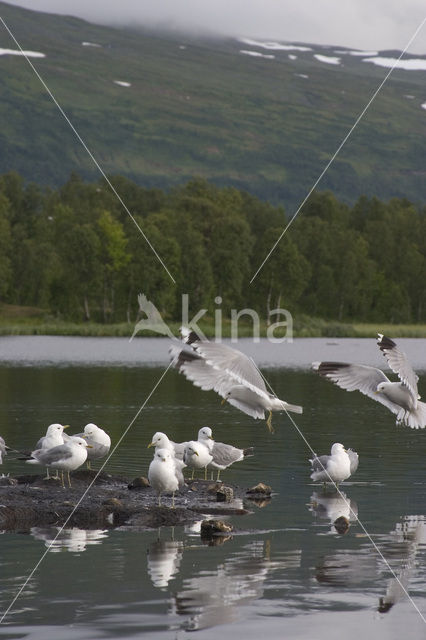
[3,0,426,53]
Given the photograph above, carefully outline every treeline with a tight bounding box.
[0,171,425,324]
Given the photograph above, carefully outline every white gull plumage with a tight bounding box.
[309,443,353,485]
[170,328,303,432]
[197,426,254,480]
[313,334,426,429]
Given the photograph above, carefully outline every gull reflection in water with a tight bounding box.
[30,527,108,553]
[309,490,358,535]
[379,514,426,613]
[173,540,301,631]
[147,539,184,589]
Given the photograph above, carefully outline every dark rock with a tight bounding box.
[128,476,150,490]
[200,519,233,540]
[0,476,17,487]
[334,515,350,535]
[0,474,270,531]
[216,486,233,502]
[246,482,272,495]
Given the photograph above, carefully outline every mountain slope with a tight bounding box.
[1,1,426,207]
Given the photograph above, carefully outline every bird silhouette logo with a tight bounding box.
[130,293,175,341]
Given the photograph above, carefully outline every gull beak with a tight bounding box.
[63,425,70,429]
[147,442,154,448]
[86,444,93,448]
[221,398,226,405]
[194,451,199,456]
[208,435,214,440]
[162,456,167,462]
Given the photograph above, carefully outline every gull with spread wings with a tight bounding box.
[313,334,426,429]
[169,328,303,432]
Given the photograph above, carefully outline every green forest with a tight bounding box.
[0,170,425,329]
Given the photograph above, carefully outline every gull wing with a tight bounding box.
[312,361,401,415]
[212,442,243,466]
[377,334,419,401]
[35,444,74,465]
[170,344,234,397]
[170,343,270,402]
[310,454,330,472]
[192,341,269,397]
[226,397,265,419]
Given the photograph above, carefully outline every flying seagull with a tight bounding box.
[170,328,303,432]
[313,334,426,429]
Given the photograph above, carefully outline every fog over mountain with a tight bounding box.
[2,0,426,53]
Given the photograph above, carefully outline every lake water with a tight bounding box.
[0,336,426,639]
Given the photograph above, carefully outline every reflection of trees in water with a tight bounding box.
[172,540,301,631]
[30,526,108,553]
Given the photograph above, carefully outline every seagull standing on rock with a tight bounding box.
[183,441,213,480]
[148,448,182,508]
[197,426,254,481]
[32,423,70,479]
[66,423,111,469]
[22,437,91,488]
[147,432,187,486]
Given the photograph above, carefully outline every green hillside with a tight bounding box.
[1,1,426,207]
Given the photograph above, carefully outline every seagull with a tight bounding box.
[66,423,111,469]
[148,448,182,507]
[148,431,187,459]
[197,426,254,481]
[170,328,303,432]
[183,441,213,480]
[309,443,352,487]
[313,334,426,429]
[147,432,187,486]
[22,437,90,488]
[32,423,70,479]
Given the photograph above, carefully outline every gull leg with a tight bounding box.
[67,471,72,488]
[44,467,50,480]
[204,466,207,480]
[172,491,175,509]
[158,492,162,507]
[217,470,221,482]
[266,411,275,434]
[87,460,91,470]
[60,471,65,488]
[191,468,195,480]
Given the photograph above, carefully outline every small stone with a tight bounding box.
[128,476,150,490]
[207,482,223,494]
[200,519,233,537]
[334,515,350,535]
[102,497,122,507]
[216,486,233,502]
[246,482,272,495]
[0,477,17,486]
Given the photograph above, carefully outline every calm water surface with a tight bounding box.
[0,337,426,639]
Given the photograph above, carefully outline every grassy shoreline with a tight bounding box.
[1,316,426,338]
